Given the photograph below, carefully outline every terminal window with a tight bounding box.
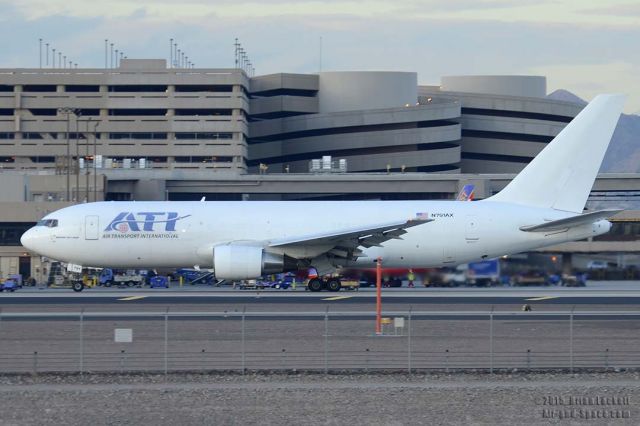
[108,85,168,92]
[174,85,233,92]
[65,85,100,92]
[22,85,57,92]
[0,223,35,246]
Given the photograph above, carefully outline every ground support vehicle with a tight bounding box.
[338,279,360,291]
[256,278,291,289]
[99,269,146,288]
[560,273,588,287]
[258,273,296,289]
[425,268,465,287]
[149,276,170,289]
[174,268,215,285]
[511,270,549,286]
[0,278,18,292]
[238,279,262,290]
[466,260,501,287]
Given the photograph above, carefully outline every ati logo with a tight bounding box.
[104,212,190,233]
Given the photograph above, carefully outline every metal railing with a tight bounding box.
[1,310,639,375]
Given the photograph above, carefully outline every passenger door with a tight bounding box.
[85,215,99,240]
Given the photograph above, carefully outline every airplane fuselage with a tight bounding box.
[21,200,610,270]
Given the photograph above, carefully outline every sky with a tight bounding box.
[1,0,639,113]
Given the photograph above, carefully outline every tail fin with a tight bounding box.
[488,94,625,213]
[457,184,475,201]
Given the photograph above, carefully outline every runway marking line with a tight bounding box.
[322,295,353,301]
[118,296,147,301]
[525,296,559,301]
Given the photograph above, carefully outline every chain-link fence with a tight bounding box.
[1,310,638,374]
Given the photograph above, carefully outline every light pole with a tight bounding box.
[169,38,173,68]
[92,121,99,202]
[57,107,76,201]
[85,117,92,202]
[75,110,82,201]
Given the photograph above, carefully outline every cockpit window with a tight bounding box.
[36,219,58,228]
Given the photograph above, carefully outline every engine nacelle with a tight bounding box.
[213,245,297,280]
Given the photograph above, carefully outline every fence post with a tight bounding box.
[445,349,449,373]
[120,349,125,373]
[281,349,286,370]
[201,349,206,372]
[489,308,494,374]
[605,348,609,370]
[79,308,84,376]
[407,307,412,374]
[365,348,370,372]
[527,349,531,371]
[569,309,574,373]
[164,308,169,376]
[241,307,246,376]
[324,307,329,374]
[32,351,38,375]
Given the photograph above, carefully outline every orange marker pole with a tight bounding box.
[376,256,382,335]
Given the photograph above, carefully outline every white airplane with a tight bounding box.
[21,94,625,291]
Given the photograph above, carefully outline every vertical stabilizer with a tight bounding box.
[488,94,625,212]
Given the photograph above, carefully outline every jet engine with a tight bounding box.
[212,245,298,280]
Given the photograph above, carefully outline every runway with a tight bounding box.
[2,282,640,310]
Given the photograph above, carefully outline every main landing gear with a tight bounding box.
[307,277,342,292]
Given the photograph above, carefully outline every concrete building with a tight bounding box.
[420,76,583,173]
[248,72,461,173]
[0,59,248,201]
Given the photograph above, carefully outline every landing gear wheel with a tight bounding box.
[307,278,323,292]
[327,279,342,292]
[72,282,84,292]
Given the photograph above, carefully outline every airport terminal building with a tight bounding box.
[0,60,580,181]
[0,59,636,280]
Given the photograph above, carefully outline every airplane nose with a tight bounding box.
[20,228,34,250]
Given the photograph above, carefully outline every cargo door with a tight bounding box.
[85,215,99,240]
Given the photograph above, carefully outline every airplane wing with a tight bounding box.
[520,209,622,232]
[269,215,433,259]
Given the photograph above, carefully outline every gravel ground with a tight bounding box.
[0,371,638,425]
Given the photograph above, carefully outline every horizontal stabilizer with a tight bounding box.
[520,209,622,232]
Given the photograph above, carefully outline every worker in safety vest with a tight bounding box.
[407,269,415,288]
